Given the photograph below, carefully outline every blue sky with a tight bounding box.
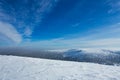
[0,0,120,49]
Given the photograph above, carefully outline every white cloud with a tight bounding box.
[0,22,22,44]
[0,0,59,41]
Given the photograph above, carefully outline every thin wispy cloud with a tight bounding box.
[107,0,120,13]
[0,0,59,44]
[0,22,22,44]
[24,27,33,37]
[72,23,80,27]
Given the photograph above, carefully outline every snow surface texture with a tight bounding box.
[0,55,120,80]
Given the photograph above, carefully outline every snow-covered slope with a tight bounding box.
[0,55,120,80]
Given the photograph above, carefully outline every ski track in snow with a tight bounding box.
[0,55,120,80]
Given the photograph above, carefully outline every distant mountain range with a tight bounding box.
[0,47,120,65]
[62,49,120,65]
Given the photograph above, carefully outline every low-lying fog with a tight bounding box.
[0,47,120,65]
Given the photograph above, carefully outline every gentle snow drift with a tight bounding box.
[0,55,120,80]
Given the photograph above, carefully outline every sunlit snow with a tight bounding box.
[0,55,120,80]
